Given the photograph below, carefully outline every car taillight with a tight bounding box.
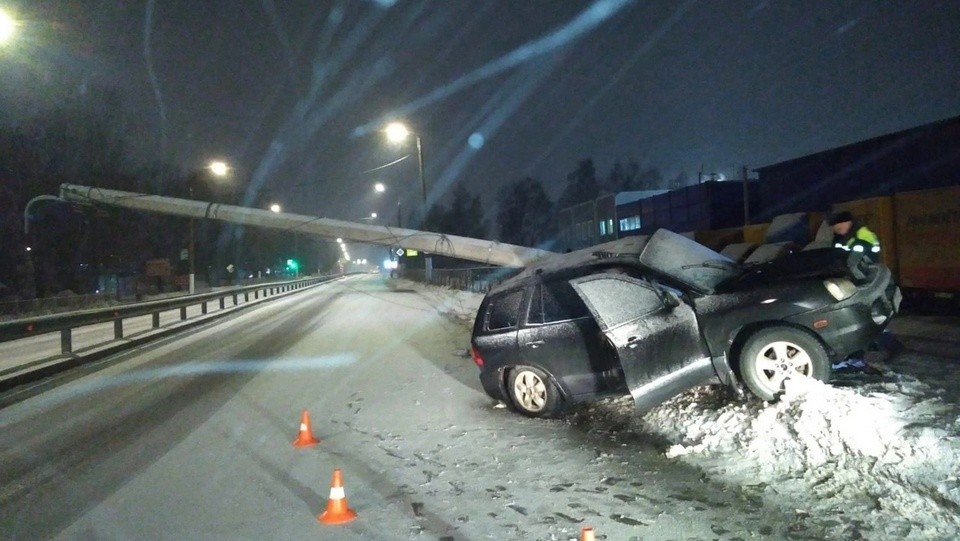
[470,345,484,368]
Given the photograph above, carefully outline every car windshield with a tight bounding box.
[638,229,739,294]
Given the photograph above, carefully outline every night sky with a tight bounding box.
[2,0,959,224]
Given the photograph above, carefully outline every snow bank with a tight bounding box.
[406,278,960,539]
[578,372,960,540]
[394,279,483,327]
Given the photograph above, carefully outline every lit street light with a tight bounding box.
[336,238,343,244]
[383,121,425,203]
[270,203,281,213]
[370,212,377,219]
[208,160,230,177]
[0,9,16,45]
[384,122,411,144]
[374,182,386,193]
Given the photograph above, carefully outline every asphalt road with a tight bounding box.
[0,275,803,540]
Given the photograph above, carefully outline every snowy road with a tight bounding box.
[1,275,958,540]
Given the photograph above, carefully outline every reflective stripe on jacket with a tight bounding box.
[834,225,880,253]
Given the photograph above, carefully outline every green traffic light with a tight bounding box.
[286,258,300,271]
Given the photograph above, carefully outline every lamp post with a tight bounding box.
[383,122,426,205]
[384,121,430,279]
[188,161,231,293]
[373,182,403,228]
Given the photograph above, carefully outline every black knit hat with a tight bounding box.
[829,211,854,225]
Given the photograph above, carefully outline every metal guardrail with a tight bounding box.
[0,275,297,319]
[0,275,339,356]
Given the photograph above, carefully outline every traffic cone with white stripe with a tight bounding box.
[580,526,596,541]
[318,468,357,525]
[292,410,320,448]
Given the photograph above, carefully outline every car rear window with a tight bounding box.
[528,281,590,324]
[485,289,525,331]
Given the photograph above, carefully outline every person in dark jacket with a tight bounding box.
[830,211,880,259]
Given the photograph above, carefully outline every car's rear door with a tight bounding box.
[518,281,615,397]
[568,274,714,412]
[474,288,527,369]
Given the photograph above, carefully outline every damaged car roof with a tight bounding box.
[498,229,738,295]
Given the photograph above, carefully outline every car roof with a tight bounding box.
[488,235,651,296]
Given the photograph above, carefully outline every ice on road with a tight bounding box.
[1,275,958,541]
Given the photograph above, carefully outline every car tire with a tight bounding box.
[739,327,830,401]
[507,366,563,418]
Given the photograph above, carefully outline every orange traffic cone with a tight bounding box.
[580,526,596,541]
[318,468,357,525]
[292,410,320,448]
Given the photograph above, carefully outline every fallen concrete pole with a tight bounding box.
[59,184,555,268]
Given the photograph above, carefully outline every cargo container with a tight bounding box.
[742,223,769,245]
[695,227,744,252]
[894,186,960,299]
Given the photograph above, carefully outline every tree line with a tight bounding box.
[421,158,690,250]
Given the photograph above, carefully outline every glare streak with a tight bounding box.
[353,0,637,137]
[528,0,699,173]
[142,0,168,155]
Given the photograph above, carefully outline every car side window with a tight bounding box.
[570,275,663,330]
[485,289,525,331]
[526,282,590,325]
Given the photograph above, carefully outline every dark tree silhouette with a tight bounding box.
[495,177,554,247]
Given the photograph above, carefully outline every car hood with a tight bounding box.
[720,248,864,290]
[635,229,738,294]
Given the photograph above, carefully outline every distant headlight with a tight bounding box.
[824,278,857,301]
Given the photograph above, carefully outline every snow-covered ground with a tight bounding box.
[427,280,960,540]
[3,276,958,540]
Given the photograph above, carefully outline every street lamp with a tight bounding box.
[384,120,430,278]
[374,182,386,193]
[187,163,230,294]
[0,9,16,45]
[208,160,230,177]
[270,203,281,213]
[383,121,426,205]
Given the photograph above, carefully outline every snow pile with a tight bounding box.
[396,279,483,327]
[580,375,960,540]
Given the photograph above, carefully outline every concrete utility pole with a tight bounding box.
[59,184,554,269]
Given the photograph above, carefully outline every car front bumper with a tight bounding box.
[787,269,901,359]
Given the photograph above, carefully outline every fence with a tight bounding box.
[401,266,522,293]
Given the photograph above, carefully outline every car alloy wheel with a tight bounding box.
[514,370,547,411]
[740,327,830,401]
[507,366,561,418]
[753,340,812,393]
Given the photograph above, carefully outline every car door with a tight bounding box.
[473,287,528,371]
[568,274,714,412]
[517,281,615,397]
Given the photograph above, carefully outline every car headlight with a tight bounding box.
[823,278,857,301]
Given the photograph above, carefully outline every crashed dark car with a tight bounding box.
[470,229,901,417]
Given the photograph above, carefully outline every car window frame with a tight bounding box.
[483,287,528,333]
[524,281,593,327]
[569,273,667,332]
